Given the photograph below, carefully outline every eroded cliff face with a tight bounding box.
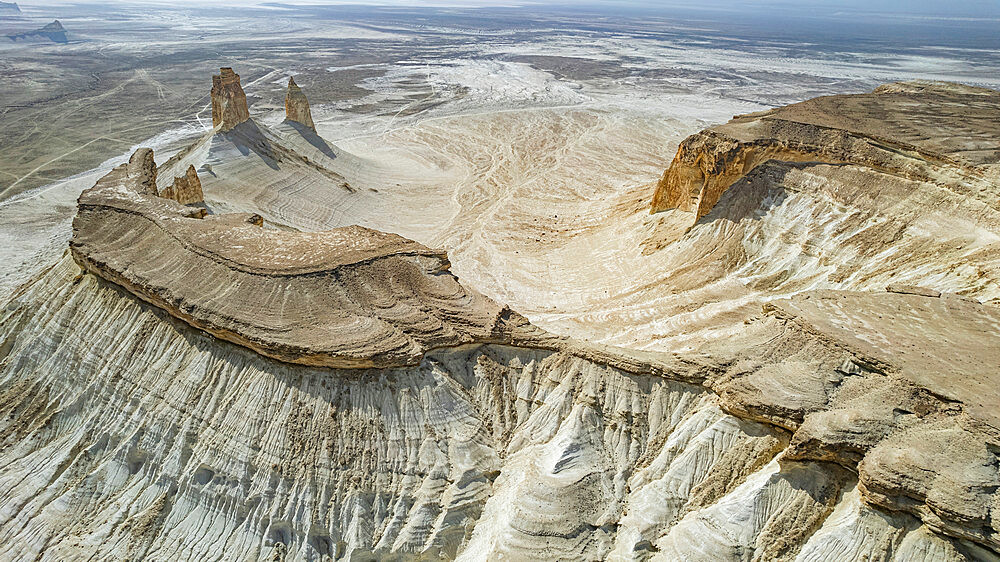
[124,147,158,196]
[285,77,316,131]
[705,290,1000,553]
[3,256,994,561]
[211,67,251,132]
[650,81,1000,222]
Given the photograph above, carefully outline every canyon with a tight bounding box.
[0,61,998,562]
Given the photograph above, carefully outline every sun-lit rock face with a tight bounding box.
[3,253,997,561]
[285,76,315,130]
[650,81,1000,221]
[210,67,251,132]
[706,289,1000,552]
[158,164,204,205]
[6,254,998,561]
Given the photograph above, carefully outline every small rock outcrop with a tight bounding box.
[211,67,251,132]
[284,76,315,130]
[8,20,67,43]
[650,81,1000,222]
[123,147,158,195]
[159,165,204,205]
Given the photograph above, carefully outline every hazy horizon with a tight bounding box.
[11,0,1000,17]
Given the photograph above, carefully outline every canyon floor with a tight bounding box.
[1,2,1000,561]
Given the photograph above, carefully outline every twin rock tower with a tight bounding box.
[210,67,315,132]
[126,68,317,208]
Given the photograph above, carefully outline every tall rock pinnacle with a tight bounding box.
[211,67,250,132]
[284,76,315,131]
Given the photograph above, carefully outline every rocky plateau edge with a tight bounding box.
[650,81,1000,223]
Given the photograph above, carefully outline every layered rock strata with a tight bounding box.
[5,254,996,561]
[70,150,544,369]
[650,81,1000,221]
[285,76,315,130]
[707,289,1000,552]
[211,67,251,132]
[158,164,204,205]
[2,76,1000,560]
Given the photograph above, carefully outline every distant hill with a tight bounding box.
[0,2,20,16]
[7,20,68,43]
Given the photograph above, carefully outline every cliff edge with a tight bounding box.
[650,81,1000,222]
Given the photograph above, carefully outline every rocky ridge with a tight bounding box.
[706,289,1000,552]
[71,146,545,369]
[650,81,1000,223]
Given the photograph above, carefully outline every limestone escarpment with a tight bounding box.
[6,255,995,561]
[70,149,542,369]
[650,81,1000,221]
[211,67,251,132]
[3,251,998,560]
[158,164,204,205]
[4,71,1000,560]
[706,289,1000,552]
[285,76,315,130]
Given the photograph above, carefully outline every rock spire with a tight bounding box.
[160,165,204,205]
[284,76,315,131]
[210,67,250,132]
[124,148,158,195]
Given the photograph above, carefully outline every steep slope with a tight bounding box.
[3,256,996,561]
